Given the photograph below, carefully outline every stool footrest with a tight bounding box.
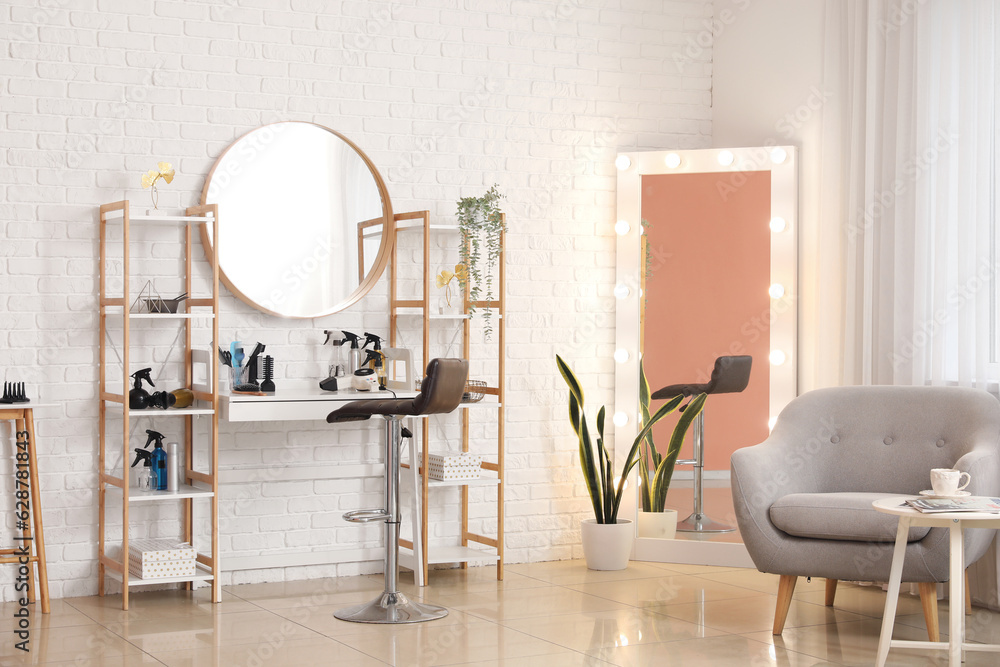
[675,458,697,466]
[344,509,391,523]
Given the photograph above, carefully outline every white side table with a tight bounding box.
[873,496,1000,666]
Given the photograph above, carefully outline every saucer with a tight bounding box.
[919,489,971,499]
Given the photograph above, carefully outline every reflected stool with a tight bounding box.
[327,358,468,623]
[652,355,752,533]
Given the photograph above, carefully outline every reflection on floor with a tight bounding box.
[662,476,743,544]
[4,560,999,666]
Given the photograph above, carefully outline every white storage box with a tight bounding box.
[428,452,482,481]
[128,539,197,580]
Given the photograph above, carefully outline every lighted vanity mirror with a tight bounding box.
[201,121,393,318]
[614,147,797,564]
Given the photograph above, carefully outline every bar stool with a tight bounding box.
[327,358,468,624]
[651,355,752,533]
[1,404,50,613]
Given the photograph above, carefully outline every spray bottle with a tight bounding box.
[144,429,168,491]
[131,448,154,490]
[129,368,155,409]
[363,349,387,390]
[323,330,349,378]
[341,330,363,375]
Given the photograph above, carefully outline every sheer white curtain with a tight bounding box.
[824,0,999,389]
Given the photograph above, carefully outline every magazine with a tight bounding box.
[905,497,1000,513]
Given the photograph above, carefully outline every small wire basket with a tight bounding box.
[462,379,486,403]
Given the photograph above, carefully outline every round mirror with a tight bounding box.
[201,121,393,318]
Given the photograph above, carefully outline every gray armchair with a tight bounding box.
[731,386,1000,639]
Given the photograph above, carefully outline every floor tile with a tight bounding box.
[505,560,674,586]
[443,585,630,622]
[149,636,385,667]
[66,589,256,625]
[448,651,613,666]
[114,608,325,653]
[501,607,725,651]
[0,598,96,633]
[584,633,829,667]
[0,622,149,665]
[651,593,868,634]
[334,622,569,667]
[564,572,764,607]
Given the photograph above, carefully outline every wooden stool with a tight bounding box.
[1,406,50,613]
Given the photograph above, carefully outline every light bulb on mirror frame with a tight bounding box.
[769,349,787,366]
[613,283,630,299]
[615,155,632,171]
[768,283,785,299]
[664,153,681,168]
[615,220,630,235]
[769,217,787,233]
[613,349,629,363]
[612,412,628,427]
[717,150,734,166]
[770,147,787,164]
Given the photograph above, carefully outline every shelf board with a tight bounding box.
[425,476,500,488]
[103,210,213,225]
[127,408,215,417]
[108,483,214,502]
[394,308,501,321]
[106,561,214,587]
[457,401,501,409]
[395,220,459,232]
[400,544,499,565]
[102,309,215,320]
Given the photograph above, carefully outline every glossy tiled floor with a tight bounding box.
[3,560,1000,666]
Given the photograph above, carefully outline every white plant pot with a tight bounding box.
[637,509,678,539]
[580,519,634,570]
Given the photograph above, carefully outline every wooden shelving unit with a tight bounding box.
[388,210,505,584]
[98,200,221,610]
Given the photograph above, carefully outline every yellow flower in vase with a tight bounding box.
[435,264,467,307]
[140,161,176,210]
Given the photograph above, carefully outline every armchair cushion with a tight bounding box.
[770,492,930,543]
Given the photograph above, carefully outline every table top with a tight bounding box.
[873,496,1000,522]
[222,387,418,403]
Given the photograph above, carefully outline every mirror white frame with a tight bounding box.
[200,121,394,319]
[614,146,798,565]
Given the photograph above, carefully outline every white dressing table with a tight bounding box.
[218,383,430,584]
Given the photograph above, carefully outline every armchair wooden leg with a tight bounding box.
[965,570,972,615]
[773,575,797,635]
[917,582,940,642]
[825,579,837,606]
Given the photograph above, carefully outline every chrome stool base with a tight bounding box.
[677,512,735,533]
[334,591,448,624]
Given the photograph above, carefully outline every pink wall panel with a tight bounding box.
[641,171,771,470]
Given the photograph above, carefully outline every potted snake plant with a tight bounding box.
[637,361,706,538]
[556,354,686,570]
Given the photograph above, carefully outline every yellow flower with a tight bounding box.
[435,269,454,289]
[157,161,175,184]
[140,162,176,188]
[454,263,467,281]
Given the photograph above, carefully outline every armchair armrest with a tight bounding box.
[730,435,830,573]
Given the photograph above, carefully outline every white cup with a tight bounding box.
[931,468,971,496]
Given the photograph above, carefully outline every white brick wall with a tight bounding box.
[0,0,712,600]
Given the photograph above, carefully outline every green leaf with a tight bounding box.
[652,393,707,510]
[611,394,683,521]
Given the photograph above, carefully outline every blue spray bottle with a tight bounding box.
[145,429,168,491]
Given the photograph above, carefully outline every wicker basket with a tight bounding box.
[462,379,486,403]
